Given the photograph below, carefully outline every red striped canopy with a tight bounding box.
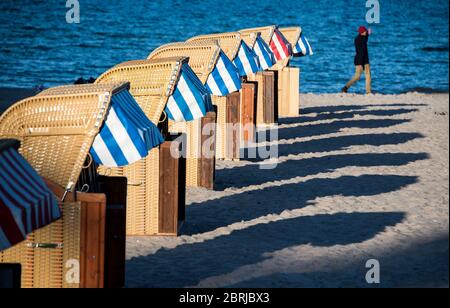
[270,28,292,62]
[0,139,60,251]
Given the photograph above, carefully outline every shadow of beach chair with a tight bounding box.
[148,43,220,189]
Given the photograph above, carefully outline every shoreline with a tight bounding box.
[1,87,448,114]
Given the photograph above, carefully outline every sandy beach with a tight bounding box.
[125,92,449,288]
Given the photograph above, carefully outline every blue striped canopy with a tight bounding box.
[0,141,60,251]
[90,90,164,168]
[293,34,313,57]
[205,51,242,96]
[166,63,213,122]
[233,41,262,77]
[252,35,276,70]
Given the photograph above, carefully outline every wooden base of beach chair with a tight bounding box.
[97,138,186,237]
[240,82,257,143]
[277,67,300,117]
[248,72,277,127]
[213,93,241,161]
[170,113,216,190]
[158,139,186,236]
[199,112,216,190]
[0,185,126,288]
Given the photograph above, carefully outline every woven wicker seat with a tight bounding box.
[0,82,127,193]
[94,58,188,235]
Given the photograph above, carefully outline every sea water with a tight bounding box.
[0,0,448,94]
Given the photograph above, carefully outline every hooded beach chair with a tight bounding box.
[148,42,220,188]
[239,26,280,126]
[186,33,249,159]
[95,58,210,235]
[0,82,153,287]
[277,27,313,117]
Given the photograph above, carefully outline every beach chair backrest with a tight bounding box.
[240,25,276,45]
[0,83,128,191]
[95,58,186,124]
[278,27,302,67]
[279,26,302,48]
[187,32,241,61]
[148,41,221,84]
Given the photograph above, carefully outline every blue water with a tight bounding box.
[0,0,448,94]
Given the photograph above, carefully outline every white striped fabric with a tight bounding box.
[293,34,313,56]
[205,51,242,96]
[90,90,164,168]
[165,64,212,122]
[253,35,276,70]
[270,28,292,62]
[0,142,60,251]
[233,41,262,77]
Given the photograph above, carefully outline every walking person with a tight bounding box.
[342,26,372,94]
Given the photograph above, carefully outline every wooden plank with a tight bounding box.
[288,67,300,116]
[79,196,106,289]
[177,142,186,227]
[159,141,179,235]
[240,82,256,143]
[200,112,216,190]
[264,71,276,124]
[98,176,127,289]
[226,92,240,160]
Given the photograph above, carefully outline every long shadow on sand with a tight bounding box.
[276,118,411,142]
[224,234,449,288]
[216,152,428,190]
[280,107,419,125]
[298,103,428,115]
[126,211,406,288]
[184,174,417,236]
[242,132,424,161]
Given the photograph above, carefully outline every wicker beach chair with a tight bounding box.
[239,26,279,126]
[186,34,243,160]
[0,83,130,288]
[95,58,191,235]
[277,27,302,117]
[0,83,128,192]
[148,43,220,187]
[240,25,276,49]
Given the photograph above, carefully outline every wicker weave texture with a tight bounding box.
[148,41,221,84]
[97,147,160,235]
[212,96,227,160]
[239,26,276,45]
[0,83,126,191]
[95,58,186,124]
[0,202,81,288]
[187,32,242,61]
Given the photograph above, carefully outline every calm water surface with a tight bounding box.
[0,0,448,94]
